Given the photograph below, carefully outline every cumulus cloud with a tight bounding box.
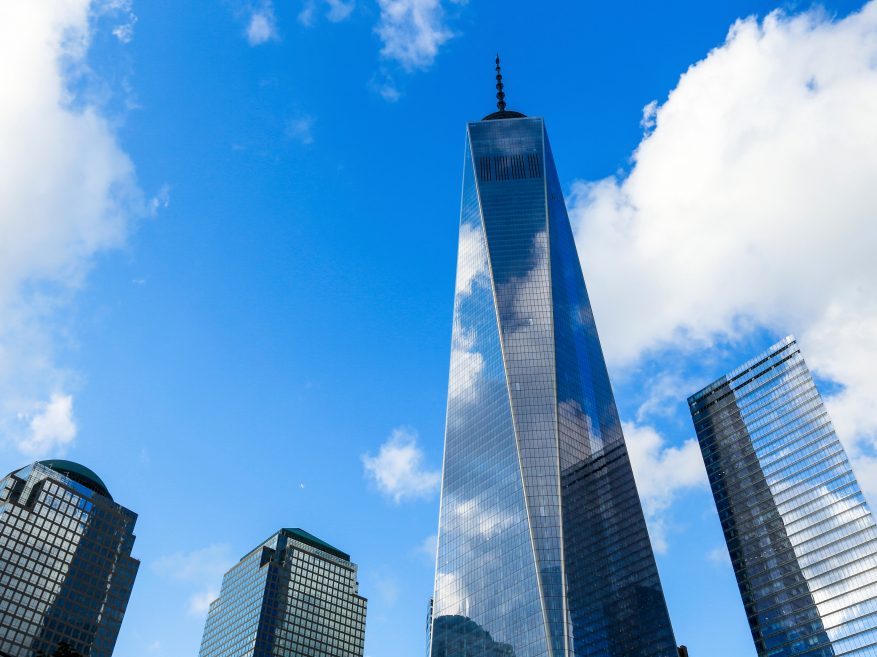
[362,427,441,502]
[375,0,454,70]
[569,4,877,497]
[624,422,708,552]
[245,2,278,45]
[0,0,146,458]
[153,544,235,616]
[18,394,77,458]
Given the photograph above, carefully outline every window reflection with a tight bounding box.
[690,337,877,656]
[431,117,677,657]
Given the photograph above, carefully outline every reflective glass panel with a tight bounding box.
[689,337,877,657]
[431,116,677,657]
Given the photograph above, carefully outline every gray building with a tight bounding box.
[198,528,367,657]
[429,59,678,657]
[688,335,877,657]
[0,460,140,657]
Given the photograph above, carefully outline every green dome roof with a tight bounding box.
[38,460,112,500]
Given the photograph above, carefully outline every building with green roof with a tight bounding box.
[198,527,367,657]
[0,460,139,657]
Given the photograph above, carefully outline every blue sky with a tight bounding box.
[3,1,877,656]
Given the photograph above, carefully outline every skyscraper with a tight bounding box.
[198,527,367,657]
[0,460,140,657]
[429,59,678,657]
[688,336,877,657]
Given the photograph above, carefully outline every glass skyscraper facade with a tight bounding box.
[0,460,140,657]
[198,527,367,657]
[688,336,877,657]
[429,100,678,656]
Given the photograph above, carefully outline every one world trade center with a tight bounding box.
[429,59,679,657]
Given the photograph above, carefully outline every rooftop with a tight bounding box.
[282,527,350,561]
[687,335,798,405]
[19,460,113,500]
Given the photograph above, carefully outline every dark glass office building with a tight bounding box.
[0,460,140,657]
[198,528,367,657]
[688,336,877,657]
[430,64,678,657]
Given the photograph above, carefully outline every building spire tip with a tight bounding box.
[495,54,506,112]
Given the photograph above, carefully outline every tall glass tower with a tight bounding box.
[0,460,140,657]
[688,336,877,657]
[429,60,678,657]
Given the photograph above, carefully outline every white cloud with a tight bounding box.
[0,0,146,457]
[569,4,877,497]
[375,0,453,70]
[379,84,401,102]
[299,0,354,26]
[148,183,171,216]
[362,427,441,502]
[371,69,402,102]
[102,0,137,43]
[245,2,278,45]
[286,115,315,145]
[153,544,235,616]
[326,0,355,22]
[623,421,708,553]
[18,394,77,458]
[635,372,696,423]
[298,0,317,26]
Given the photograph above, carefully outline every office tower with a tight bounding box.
[688,335,877,657]
[198,528,367,657]
[429,58,678,657]
[0,460,140,657]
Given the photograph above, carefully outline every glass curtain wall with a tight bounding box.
[689,336,877,657]
[430,115,677,657]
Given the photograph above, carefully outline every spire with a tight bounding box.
[482,54,525,120]
[495,54,506,111]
